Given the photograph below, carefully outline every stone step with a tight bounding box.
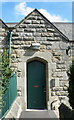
[20,110,59,119]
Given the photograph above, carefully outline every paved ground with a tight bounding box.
[20,110,59,119]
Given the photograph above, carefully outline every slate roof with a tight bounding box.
[53,23,73,41]
[6,23,17,28]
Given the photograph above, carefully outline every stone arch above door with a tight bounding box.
[24,56,51,110]
[26,56,48,64]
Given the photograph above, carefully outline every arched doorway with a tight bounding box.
[27,60,47,109]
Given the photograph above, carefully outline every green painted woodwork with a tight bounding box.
[27,60,47,109]
[2,74,17,117]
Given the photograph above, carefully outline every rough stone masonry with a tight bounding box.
[0,9,72,116]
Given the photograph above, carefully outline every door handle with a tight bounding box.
[33,85,40,87]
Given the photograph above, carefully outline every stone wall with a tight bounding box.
[0,10,72,113]
[0,22,8,53]
[10,10,72,110]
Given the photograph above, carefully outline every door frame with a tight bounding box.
[24,57,51,110]
[27,60,47,109]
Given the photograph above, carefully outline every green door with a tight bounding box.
[27,60,47,109]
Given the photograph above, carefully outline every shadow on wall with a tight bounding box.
[59,103,74,120]
[23,50,37,56]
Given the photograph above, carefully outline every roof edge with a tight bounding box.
[34,9,69,41]
[0,19,9,29]
[15,8,35,28]
[0,9,69,41]
[14,9,69,41]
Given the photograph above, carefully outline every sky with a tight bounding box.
[0,1,72,23]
